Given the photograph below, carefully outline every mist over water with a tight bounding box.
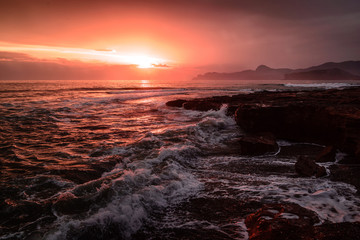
[1,79,360,240]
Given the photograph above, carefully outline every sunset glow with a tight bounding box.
[0,0,359,80]
[0,42,169,69]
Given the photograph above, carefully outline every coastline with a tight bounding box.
[166,86,360,239]
[167,87,360,162]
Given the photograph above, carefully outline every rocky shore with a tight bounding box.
[166,87,360,239]
[167,87,360,163]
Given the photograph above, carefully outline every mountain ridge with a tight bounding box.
[193,61,360,80]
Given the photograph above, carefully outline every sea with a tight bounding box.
[1,79,360,240]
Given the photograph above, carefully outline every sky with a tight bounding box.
[0,0,360,80]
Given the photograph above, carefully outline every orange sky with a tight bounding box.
[0,0,360,80]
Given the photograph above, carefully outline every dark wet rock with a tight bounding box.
[170,88,360,161]
[238,134,278,155]
[337,154,359,164]
[167,87,360,194]
[316,146,337,162]
[133,197,262,240]
[235,103,342,145]
[245,203,319,240]
[329,164,360,191]
[226,104,240,116]
[167,88,360,161]
[218,133,278,157]
[166,99,187,108]
[245,203,360,240]
[183,100,222,111]
[277,143,324,158]
[233,89,360,162]
[295,156,327,177]
[214,159,295,177]
[314,222,360,240]
[166,95,234,112]
[167,87,360,163]
[181,197,243,220]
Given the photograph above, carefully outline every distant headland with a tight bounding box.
[193,61,360,80]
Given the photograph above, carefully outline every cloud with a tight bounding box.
[151,63,170,68]
[0,51,35,61]
[0,51,133,80]
[15,0,359,19]
[0,51,183,80]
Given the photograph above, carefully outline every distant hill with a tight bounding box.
[285,68,360,80]
[193,61,360,80]
[296,61,360,76]
[193,65,292,80]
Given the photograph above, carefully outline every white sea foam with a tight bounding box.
[183,105,238,145]
[279,213,300,219]
[47,164,201,239]
[46,104,242,239]
[232,175,360,223]
[47,134,204,240]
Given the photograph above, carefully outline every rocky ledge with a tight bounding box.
[167,87,360,161]
[166,87,360,188]
[167,87,360,239]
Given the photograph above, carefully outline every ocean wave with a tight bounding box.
[44,105,239,239]
[3,82,360,239]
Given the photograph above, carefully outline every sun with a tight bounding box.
[125,54,167,68]
[133,55,157,68]
[101,51,168,68]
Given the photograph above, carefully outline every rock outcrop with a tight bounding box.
[237,134,279,155]
[166,99,187,108]
[232,88,360,161]
[295,156,327,178]
[245,203,319,240]
[315,146,337,162]
[183,101,222,111]
[167,87,360,162]
[166,87,360,190]
[245,203,360,240]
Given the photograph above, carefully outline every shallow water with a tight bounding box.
[1,79,360,239]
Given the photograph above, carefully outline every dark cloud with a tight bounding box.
[2,0,359,19]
